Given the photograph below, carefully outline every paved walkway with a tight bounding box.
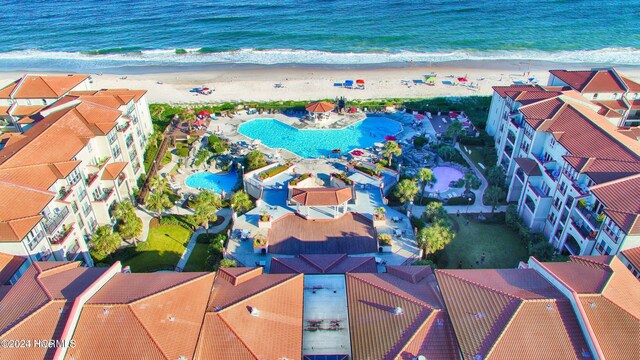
[176,207,232,271]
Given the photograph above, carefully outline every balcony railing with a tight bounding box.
[85,172,99,186]
[57,186,72,201]
[571,219,597,240]
[93,187,115,202]
[117,122,131,133]
[528,183,549,198]
[51,225,74,245]
[575,204,603,230]
[603,227,622,244]
[43,207,70,235]
[507,132,516,145]
[510,118,521,129]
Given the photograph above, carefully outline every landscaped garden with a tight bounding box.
[123,223,192,272]
[436,214,528,269]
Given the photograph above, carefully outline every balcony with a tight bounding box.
[50,225,74,245]
[117,122,131,133]
[510,117,521,129]
[506,131,516,145]
[85,172,99,187]
[571,219,597,240]
[528,183,549,198]
[576,203,603,230]
[544,167,560,181]
[93,187,115,202]
[503,145,514,159]
[57,186,72,201]
[43,207,70,235]
[564,235,581,255]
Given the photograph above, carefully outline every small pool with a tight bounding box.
[426,166,464,192]
[185,171,238,193]
[238,117,402,158]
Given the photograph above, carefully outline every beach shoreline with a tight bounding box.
[2,61,640,104]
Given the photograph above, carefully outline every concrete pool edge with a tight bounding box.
[237,116,405,159]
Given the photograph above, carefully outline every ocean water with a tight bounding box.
[2,0,640,72]
[237,117,402,158]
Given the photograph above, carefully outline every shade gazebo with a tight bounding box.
[305,101,334,122]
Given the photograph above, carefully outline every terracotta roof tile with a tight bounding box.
[68,272,214,360]
[291,187,352,206]
[550,69,627,93]
[538,261,611,293]
[620,75,640,92]
[0,80,19,99]
[270,254,377,274]
[346,271,458,360]
[0,216,43,242]
[0,252,25,284]
[38,267,107,300]
[267,212,376,255]
[11,105,44,116]
[595,99,629,111]
[101,161,127,180]
[305,101,334,113]
[11,74,88,99]
[620,246,640,273]
[514,157,542,176]
[208,270,297,311]
[435,268,590,360]
[197,274,304,360]
[87,272,209,304]
[519,98,564,126]
[590,175,640,234]
[492,84,539,98]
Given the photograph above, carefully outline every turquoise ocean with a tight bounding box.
[2,0,640,72]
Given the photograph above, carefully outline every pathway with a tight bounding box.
[175,208,232,271]
[411,142,506,217]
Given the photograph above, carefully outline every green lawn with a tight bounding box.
[461,144,487,173]
[123,224,192,272]
[438,214,528,269]
[183,243,209,272]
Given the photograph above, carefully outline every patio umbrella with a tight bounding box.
[385,135,397,141]
[194,119,206,126]
[449,111,460,118]
[198,110,210,116]
[350,149,364,157]
[252,139,261,145]
[348,107,357,113]
[457,77,468,83]
[414,114,425,120]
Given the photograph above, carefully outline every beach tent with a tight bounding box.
[305,101,334,121]
[344,80,354,88]
[356,79,365,89]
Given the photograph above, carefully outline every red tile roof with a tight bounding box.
[492,84,539,98]
[3,74,89,99]
[595,99,629,111]
[270,254,377,274]
[0,252,25,284]
[101,161,127,180]
[0,262,109,359]
[514,157,542,177]
[550,69,627,93]
[590,174,640,234]
[620,247,640,274]
[68,272,214,360]
[347,268,459,360]
[435,268,590,360]
[0,181,54,241]
[305,101,334,113]
[619,75,640,92]
[196,271,304,360]
[290,187,352,206]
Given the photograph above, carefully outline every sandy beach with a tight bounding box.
[3,62,640,104]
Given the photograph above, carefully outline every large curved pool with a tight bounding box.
[426,166,465,192]
[238,117,402,158]
[185,171,238,193]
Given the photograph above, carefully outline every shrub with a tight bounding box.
[378,234,392,246]
[258,163,290,180]
[193,149,212,166]
[353,164,380,177]
[208,135,229,154]
[447,196,475,206]
[413,136,429,148]
[459,136,484,146]
[412,259,434,266]
[505,204,519,231]
[410,216,426,231]
[219,258,237,268]
[176,147,189,157]
[289,173,312,186]
[332,172,354,185]
[245,150,267,171]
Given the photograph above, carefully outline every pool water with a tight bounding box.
[185,171,238,193]
[238,117,402,158]
[426,166,464,192]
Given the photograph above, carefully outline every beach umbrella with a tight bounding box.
[457,77,468,83]
[348,108,357,113]
[356,79,365,85]
[344,80,354,88]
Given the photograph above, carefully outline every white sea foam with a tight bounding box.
[0,47,639,68]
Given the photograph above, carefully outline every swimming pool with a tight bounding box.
[426,166,464,192]
[185,171,238,193]
[238,117,402,158]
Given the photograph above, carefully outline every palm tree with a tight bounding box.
[112,201,136,222]
[231,191,253,214]
[416,168,435,204]
[192,190,222,235]
[183,110,196,132]
[393,179,419,210]
[90,226,122,261]
[381,141,402,167]
[484,185,505,213]
[146,190,171,220]
[149,175,169,194]
[446,120,463,143]
[416,222,455,257]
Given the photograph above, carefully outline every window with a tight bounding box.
[87,142,93,153]
[71,201,79,213]
[565,196,574,209]
[593,93,599,99]
[112,144,121,159]
[107,129,117,144]
[553,197,562,210]
[549,138,556,148]
[605,245,612,255]
[558,181,567,195]
[547,212,557,225]
[596,241,605,253]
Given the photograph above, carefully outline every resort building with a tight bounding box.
[485,68,640,258]
[0,74,153,271]
[1,255,638,359]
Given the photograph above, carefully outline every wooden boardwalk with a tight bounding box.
[268,213,377,255]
